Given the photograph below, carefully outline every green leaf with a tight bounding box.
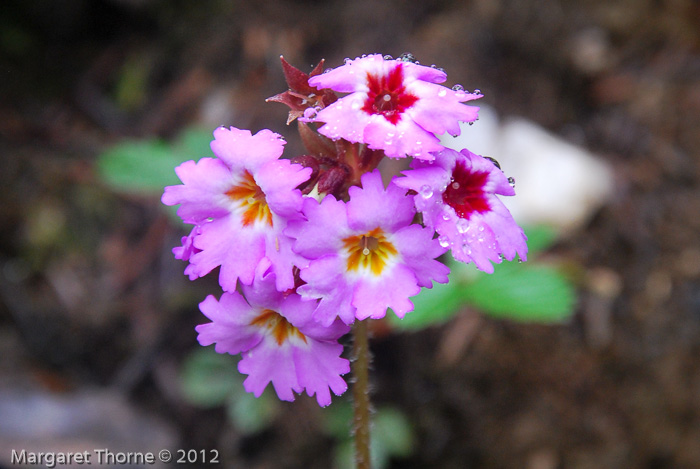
[97,139,184,194]
[388,275,469,330]
[180,348,239,407]
[96,127,213,195]
[225,388,279,435]
[373,407,414,458]
[328,405,414,469]
[521,224,559,255]
[462,262,576,322]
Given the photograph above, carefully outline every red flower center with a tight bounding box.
[362,64,418,125]
[442,160,491,219]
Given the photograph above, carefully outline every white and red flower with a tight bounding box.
[306,54,481,160]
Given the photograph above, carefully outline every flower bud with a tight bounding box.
[317,166,349,196]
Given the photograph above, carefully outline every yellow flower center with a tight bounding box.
[225,170,272,227]
[343,227,397,276]
[250,309,307,346]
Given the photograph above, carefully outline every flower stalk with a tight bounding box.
[352,319,372,469]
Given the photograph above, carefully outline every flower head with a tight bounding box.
[286,170,450,326]
[307,54,481,160]
[395,148,527,273]
[195,268,350,407]
[162,127,311,291]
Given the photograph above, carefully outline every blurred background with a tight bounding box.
[1,0,700,468]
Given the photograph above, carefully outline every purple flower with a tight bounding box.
[306,54,481,160]
[162,127,311,291]
[195,268,350,407]
[286,170,450,326]
[395,148,528,273]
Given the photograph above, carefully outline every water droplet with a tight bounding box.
[438,236,450,248]
[419,184,433,199]
[383,94,391,102]
[398,52,416,63]
[452,84,464,91]
[323,68,333,74]
[508,177,516,188]
[438,89,447,97]
[442,212,451,221]
[474,88,481,94]
[457,218,470,233]
[362,248,370,256]
[303,107,317,119]
[383,54,393,60]
[344,57,351,64]
[484,156,501,169]
[451,182,460,190]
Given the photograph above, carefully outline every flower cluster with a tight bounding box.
[163,54,527,406]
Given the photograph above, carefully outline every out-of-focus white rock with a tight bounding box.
[440,106,615,232]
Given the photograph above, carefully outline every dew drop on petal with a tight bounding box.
[362,247,370,256]
[344,57,351,64]
[452,84,464,91]
[457,218,470,233]
[484,156,501,169]
[438,89,447,98]
[419,184,433,199]
[438,235,450,248]
[383,54,393,60]
[474,89,481,94]
[442,211,451,221]
[508,177,516,188]
[303,107,318,119]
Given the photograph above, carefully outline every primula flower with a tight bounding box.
[286,170,450,326]
[162,127,311,291]
[306,54,481,160]
[395,148,528,273]
[195,267,350,407]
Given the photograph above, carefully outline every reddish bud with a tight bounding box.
[317,166,349,196]
[291,155,320,194]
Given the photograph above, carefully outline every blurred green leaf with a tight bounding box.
[97,140,182,194]
[225,387,279,435]
[328,404,414,469]
[521,224,559,255]
[181,347,280,434]
[181,348,239,407]
[388,273,469,330]
[463,262,576,322]
[390,226,576,329]
[373,407,414,458]
[96,127,213,195]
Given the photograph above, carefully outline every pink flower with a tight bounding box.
[307,54,481,160]
[286,170,450,326]
[162,127,311,291]
[395,148,528,273]
[195,268,350,407]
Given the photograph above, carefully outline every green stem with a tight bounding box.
[352,319,371,469]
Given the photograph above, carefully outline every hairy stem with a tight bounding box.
[352,319,371,469]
